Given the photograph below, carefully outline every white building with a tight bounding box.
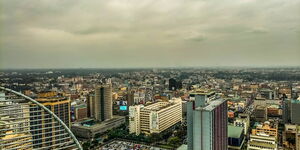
[129,98,182,135]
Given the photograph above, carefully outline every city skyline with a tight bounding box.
[1,0,300,69]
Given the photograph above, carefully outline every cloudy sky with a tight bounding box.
[0,0,299,69]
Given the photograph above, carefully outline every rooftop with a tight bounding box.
[195,98,225,111]
[291,99,300,104]
[228,125,243,138]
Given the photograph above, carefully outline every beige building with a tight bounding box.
[0,115,32,150]
[129,98,182,135]
[90,84,113,122]
[283,124,300,150]
[247,121,278,150]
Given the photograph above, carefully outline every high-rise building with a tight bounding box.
[129,98,182,135]
[0,87,82,150]
[187,92,228,150]
[282,124,300,150]
[87,93,94,118]
[92,84,113,122]
[291,99,300,124]
[31,96,71,148]
[0,104,33,150]
[126,90,135,106]
[282,96,291,124]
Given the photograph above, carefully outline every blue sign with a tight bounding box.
[120,106,127,111]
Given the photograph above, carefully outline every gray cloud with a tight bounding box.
[0,0,300,68]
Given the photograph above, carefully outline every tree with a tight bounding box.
[168,137,181,148]
[82,141,91,150]
[149,133,162,143]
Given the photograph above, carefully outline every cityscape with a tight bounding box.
[0,68,300,149]
[1,0,300,150]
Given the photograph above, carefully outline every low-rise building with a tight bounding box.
[282,124,300,150]
[228,125,245,150]
[247,121,278,150]
[234,113,250,135]
[129,98,182,135]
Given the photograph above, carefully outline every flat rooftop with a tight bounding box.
[195,99,225,111]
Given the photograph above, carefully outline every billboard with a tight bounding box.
[120,106,127,111]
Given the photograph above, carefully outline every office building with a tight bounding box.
[129,98,182,135]
[91,84,113,122]
[87,93,94,118]
[187,92,227,150]
[126,90,135,106]
[282,98,291,124]
[73,104,88,121]
[31,93,71,148]
[254,105,267,122]
[0,104,33,150]
[0,87,82,149]
[0,118,33,150]
[291,99,300,124]
[234,113,250,135]
[282,124,300,150]
[247,121,278,150]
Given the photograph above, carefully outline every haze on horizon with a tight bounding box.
[0,0,299,69]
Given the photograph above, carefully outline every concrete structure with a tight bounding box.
[282,124,300,150]
[71,116,125,139]
[254,105,267,122]
[234,113,250,135]
[0,87,82,150]
[187,91,227,150]
[0,114,32,150]
[93,84,113,122]
[74,104,88,121]
[228,125,245,150]
[247,121,278,150]
[291,99,300,124]
[129,98,182,135]
[33,96,71,148]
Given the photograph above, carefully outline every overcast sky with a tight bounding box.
[0,0,299,69]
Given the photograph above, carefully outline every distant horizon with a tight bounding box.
[1,65,300,70]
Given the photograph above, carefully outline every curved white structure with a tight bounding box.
[0,87,82,150]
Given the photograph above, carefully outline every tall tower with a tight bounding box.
[94,84,112,122]
[187,93,227,150]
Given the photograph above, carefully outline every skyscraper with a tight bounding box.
[291,99,300,124]
[93,84,113,122]
[32,95,71,148]
[187,92,228,150]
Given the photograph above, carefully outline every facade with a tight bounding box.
[187,92,227,150]
[31,96,71,148]
[234,113,250,135]
[0,87,82,150]
[74,104,88,121]
[228,125,245,150]
[93,84,113,122]
[71,116,125,139]
[282,124,300,149]
[247,121,278,150]
[129,98,182,135]
[0,111,33,150]
[254,105,267,122]
[291,99,300,124]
